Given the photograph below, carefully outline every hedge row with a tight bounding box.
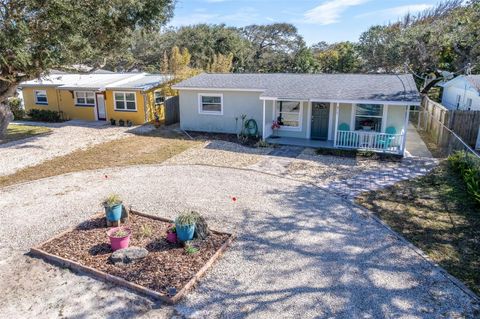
[27,109,62,122]
[448,151,480,206]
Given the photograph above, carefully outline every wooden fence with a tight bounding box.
[420,96,480,149]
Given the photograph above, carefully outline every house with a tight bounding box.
[173,73,421,155]
[20,72,175,125]
[438,75,480,110]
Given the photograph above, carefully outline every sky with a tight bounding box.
[168,0,441,45]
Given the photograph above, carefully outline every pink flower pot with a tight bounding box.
[107,227,131,251]
[166,232,177,243]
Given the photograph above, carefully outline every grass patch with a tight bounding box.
[1,124,51,144]
[356,162,480,296]
[0,130,199,189]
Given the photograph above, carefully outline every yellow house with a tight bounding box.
[20,72,175,125]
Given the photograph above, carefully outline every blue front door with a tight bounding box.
[311,102,330,140]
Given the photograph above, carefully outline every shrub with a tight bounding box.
[8,97,25,120]
[102,194,122,207]
[448,151,480,205]
[175,211,198,226]
[27,109,61,122]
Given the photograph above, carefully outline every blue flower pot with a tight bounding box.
[105,204,123,221]
[175,223,195,242]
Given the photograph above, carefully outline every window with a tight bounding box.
[154,91,165,105]
[275,101,302,130]
[355,104,384,132]
[467,98,473,110]
[75,91,95,105]
[198,94,223,114]
[34,90,48,105]
[114,92,137,111]
[456,94,462,108]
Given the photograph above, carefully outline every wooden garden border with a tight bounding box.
[30,210,236,304]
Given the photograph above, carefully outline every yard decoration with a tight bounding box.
[166,224,177,243]
[153,112,161,128]
[175,211,197,242]
[107,227,131,251]
[271,120,281,138]
[102,194,123,222]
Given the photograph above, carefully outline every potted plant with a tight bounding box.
[271,120,281,138]
[110,118,116,126]
[175,211,197,242]
[107,227,131,251]
[153,112,161,128]
[118,119,125,127]
[166,224,177,243]
[126,120,133,127]
[102,194,123,222]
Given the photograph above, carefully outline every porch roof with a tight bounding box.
[173,73,421,104]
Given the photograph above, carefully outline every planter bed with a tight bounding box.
[30,210,235,304]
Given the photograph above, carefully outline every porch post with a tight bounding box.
[334,102,339,147]
[262,99,266,140]
[400,105,410,155]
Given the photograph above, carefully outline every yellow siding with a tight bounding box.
[23,87,61,113]
[104,90,146,125]
[57,90,96,121]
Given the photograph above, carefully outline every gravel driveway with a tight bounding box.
[0,121,136,176]
[0,165,477,318]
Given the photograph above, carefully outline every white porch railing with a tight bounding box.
[335,130,405,154]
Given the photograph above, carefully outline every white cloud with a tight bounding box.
[304,0,371,25]
[357,4,435,19]
[169,7,258,27]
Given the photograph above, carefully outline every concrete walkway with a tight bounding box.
[0,165,478,318]
[405,123,433,158]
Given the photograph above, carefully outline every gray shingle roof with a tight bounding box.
[173,73,420,103]
[466,75,480,91]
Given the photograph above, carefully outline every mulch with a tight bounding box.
[39,214,230,296]
[186,131,260,147]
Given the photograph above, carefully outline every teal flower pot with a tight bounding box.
[175,223,195,242]
[105,204,123,222]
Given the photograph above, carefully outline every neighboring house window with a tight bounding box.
[75,91,95,105]
[34,90,48,105]
[456,94,462,109]
[154,91,165,105]
[355,104,384,132]
[275,101,302,130]
[198,94,223,115]
[114,92,137,111]
[466,98,473,110]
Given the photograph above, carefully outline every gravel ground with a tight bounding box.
[163,140,272,168]
[0,121,139,176]
[0,165,478,318]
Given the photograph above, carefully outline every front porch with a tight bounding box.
[261,99,411,155]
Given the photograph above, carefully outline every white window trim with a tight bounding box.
[113,91,137,112]
[34,90,48,105]
[74,91,95,106]
[198,93,223,115]
[275,100,303,132]
[353,103,385,132]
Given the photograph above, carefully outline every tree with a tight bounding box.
[0,0,175,135]
[208,53,234,73]
[241,23,305,72]
[314,42,361,73]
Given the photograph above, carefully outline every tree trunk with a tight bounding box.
[0,81,19,138]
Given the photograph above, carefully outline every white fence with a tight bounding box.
[335,130,405,154]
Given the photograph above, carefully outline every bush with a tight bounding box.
[7,97,24,120]
[27,109,61,122]
[448,151,480,205]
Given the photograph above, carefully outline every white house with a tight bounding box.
[439,75,480,110]
[173,73,421,156]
